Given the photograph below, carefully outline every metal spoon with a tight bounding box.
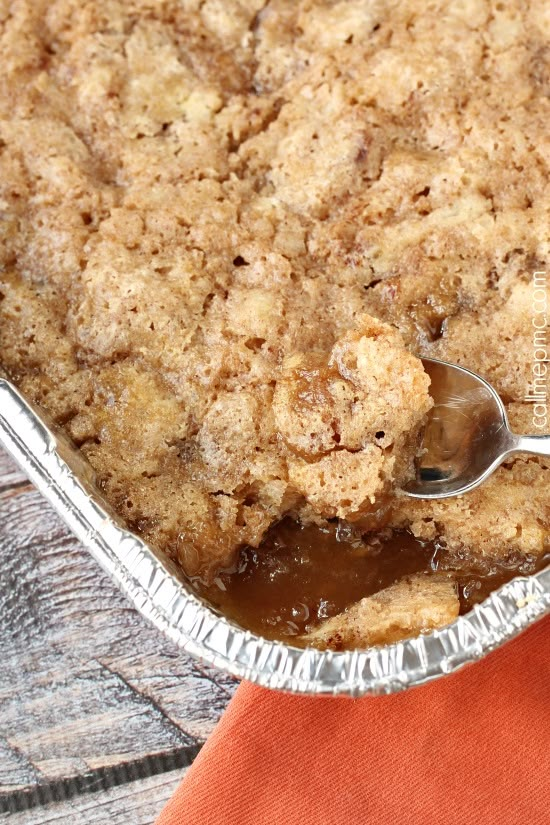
[403,357,550,499]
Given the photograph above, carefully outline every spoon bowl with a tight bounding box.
[403,358,550,499]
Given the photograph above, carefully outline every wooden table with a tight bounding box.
[0,447,236,823]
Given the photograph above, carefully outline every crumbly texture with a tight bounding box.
[304,574,460,649]
[0,1,549,601]
[273,315,432,520]
[395,460,550,566]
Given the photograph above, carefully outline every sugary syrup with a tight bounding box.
[190,518,541,646]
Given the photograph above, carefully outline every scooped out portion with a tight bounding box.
[192,516,545,651]
[192,521,464,649]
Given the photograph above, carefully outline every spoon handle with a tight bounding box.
[512,434,550,458]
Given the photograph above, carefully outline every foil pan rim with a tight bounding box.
[2,377,549,696]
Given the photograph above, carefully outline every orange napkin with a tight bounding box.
[157,618,550,825]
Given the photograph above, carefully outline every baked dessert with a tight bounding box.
[1,0,548,649]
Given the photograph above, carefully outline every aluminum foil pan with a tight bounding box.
[1,375,549,696]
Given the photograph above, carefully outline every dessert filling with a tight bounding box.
[192,519,544,649]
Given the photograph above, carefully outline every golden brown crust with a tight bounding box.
[395,461,550,565]
[304,574,460,650]
[0,0,548,583]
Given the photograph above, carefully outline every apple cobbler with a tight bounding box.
[0,0,548,649]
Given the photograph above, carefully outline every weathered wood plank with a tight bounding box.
[3,765,186,824]
[0,446,28,490]
[0,446,236,799]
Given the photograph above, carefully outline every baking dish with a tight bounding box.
[1,376,549,696]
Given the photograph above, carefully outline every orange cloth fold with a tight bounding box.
[157,618,550,825]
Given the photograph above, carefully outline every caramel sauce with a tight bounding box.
[190,519,542,647]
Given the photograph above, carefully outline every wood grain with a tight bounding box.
[0,448,27,490]
[0,445,236,818]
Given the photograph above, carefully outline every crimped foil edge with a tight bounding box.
[1,377,549,696]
